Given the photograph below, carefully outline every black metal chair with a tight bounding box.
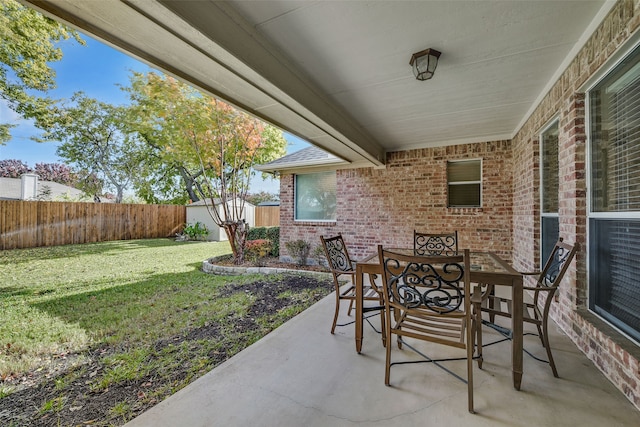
[320,234,385,334]
[378,246,479,413]
[480,238,577,377]
[413,230,458,256]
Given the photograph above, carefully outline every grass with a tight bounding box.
[0,238,333,426]
[0,239,232,375]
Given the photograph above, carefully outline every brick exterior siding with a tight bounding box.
[278,0,640,411]
[280,140,513,263]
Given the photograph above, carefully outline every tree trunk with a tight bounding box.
[178,167,201,202]
[223,219,248,264]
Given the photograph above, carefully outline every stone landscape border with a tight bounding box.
[202,258,331,280]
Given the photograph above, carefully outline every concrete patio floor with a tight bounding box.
[126,290,640,426]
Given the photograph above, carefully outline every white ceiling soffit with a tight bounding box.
[22,1,612,167]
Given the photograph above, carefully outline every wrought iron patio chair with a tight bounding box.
[413,230,458,256]
[479,238,577,377]
[378,246,479,413]
[320,234,385,335]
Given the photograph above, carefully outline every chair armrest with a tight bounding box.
[520,271,541,276]
[523,285,553,292]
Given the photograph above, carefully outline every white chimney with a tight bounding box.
[21,173,38,200]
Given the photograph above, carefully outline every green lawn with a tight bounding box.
[0,239,333,426]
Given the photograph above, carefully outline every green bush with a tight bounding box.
[248,226,279,256]
[183,222,209,241]
[312,245,327,267]
[285,239,311,265]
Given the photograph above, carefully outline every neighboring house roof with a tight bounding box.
[255,146,346,173]
[257,201,280,207]
[0,177,85,201]
[188,198,255,208]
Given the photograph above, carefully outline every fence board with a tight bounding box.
[254,206,280,227]
[0,201,186,250]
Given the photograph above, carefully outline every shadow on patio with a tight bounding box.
[125,291,640,426]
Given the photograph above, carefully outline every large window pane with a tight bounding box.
[295,172,336,221]
[541,216,559,264]
[542,122,559,214]
[591,52,640,213]
[589,219,640,342]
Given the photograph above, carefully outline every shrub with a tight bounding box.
[248,226,279,256]
[182,222,209,241]
[245,239,272,265]
[312,245,327,267]
[285,239,311,265]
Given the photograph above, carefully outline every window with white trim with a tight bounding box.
[541,121,560,265]
[588,44,640,342]
[447,159,482,207]
[294,171,336,221]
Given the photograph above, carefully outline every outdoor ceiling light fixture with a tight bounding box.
[409,48,441,81]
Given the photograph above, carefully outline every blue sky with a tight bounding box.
[0,35,309,194]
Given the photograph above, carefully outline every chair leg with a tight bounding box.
[331,292,340,334]
[467,319,475,414]
[536,323,545,347]
[475,308,483,369]
[347,299,354,316]
[379,298,387,347]
[471,286,483,369]
[541,318,559,377]
[384,311,393,385]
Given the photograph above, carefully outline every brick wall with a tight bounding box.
[511,0,640,410]
[279,140,513,262]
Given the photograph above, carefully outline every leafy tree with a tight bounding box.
[0,0,84,142]
[34,162,75,185]
[0,158,30,177]
[37,92,146,203]
[124,71,287,262]
[246,191,279,206]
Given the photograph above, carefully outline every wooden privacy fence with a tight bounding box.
[0,200,186,250]
[254,206,280,227]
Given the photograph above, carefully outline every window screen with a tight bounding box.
[447,160,481,207]
[541,121,559,264]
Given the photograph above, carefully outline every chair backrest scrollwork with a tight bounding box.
[413,230,458,256]
[379,247,470,315]
[320,234,354,273]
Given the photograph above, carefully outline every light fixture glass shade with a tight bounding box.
[409,48,441,81]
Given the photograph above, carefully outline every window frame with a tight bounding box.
[540,118,560,267]
[293,171,337,222]
[447,158,483,208]
[586,41,640,345]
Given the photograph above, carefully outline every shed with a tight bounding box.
[186,199,255,241]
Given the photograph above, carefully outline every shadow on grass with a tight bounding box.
[0,238,222,265]
[29,269,252,342]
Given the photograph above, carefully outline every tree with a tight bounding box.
[125,72,287,262]
[34,162,76,185]
[37,92,145,203]
[246,191,279,206]
[0,158,30,177]
[0,0,84,143]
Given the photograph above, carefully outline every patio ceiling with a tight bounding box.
[23,0,612,168]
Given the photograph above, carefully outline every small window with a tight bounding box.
[294,172,336,221]
[447,159,481,207]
